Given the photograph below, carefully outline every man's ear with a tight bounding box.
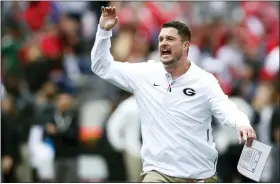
[183,41,190,51]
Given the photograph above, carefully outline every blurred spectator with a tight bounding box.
[1,95,21,183]
[270,106,280,182]
[254,82,277,143]
[43,93,80,182]
[23,45,52,93]
[107,95,142,182]
[28,123,54,182]
[35,81,57,114]
[56,2,89,23]
[263,106,280,182]
[2,73,35,182]
[1,19,23,75]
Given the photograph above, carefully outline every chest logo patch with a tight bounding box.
[183,88,196,96]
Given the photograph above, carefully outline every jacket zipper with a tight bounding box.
[207,129,209,141]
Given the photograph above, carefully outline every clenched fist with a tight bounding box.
[99,6,118,31]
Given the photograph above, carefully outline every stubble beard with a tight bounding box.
[161,52,182,67]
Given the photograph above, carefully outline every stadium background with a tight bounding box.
[1,1,279,183]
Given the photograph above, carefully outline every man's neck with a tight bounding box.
[164,59,191,80]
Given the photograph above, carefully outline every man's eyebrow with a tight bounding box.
[158,35,176,39]
[167,36,176,39]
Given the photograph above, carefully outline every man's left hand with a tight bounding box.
[238,125,257,147]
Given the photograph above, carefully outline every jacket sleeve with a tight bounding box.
[208,77,251,130]
[91,25,148,93]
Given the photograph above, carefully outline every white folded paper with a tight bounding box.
[237,140,272,182]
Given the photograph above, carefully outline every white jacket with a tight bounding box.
[91,25,251,179]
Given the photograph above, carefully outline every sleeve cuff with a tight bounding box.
[97,24,112,38]
[235,116,252,130]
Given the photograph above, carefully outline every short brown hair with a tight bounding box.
[162,21,191,41]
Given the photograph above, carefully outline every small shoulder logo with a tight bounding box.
[183,88,196,96]
[153,83,160,86]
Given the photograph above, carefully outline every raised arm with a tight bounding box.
[207,76,257,147]
[91,6,148,93]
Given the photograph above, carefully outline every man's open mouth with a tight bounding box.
[161,49,172,55]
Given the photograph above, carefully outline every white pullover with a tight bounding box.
[91,25,251,179]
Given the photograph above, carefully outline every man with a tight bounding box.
[1,95,21,183]
[43,93,80,182]
[91,6,257,182]
[107,95,142,182]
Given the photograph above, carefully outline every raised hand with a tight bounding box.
[99,6,118,31]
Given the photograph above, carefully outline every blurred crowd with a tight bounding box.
[1,1,279,183]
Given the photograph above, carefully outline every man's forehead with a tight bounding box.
[159,27,179,37]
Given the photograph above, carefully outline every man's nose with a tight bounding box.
[160,41,168,47]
